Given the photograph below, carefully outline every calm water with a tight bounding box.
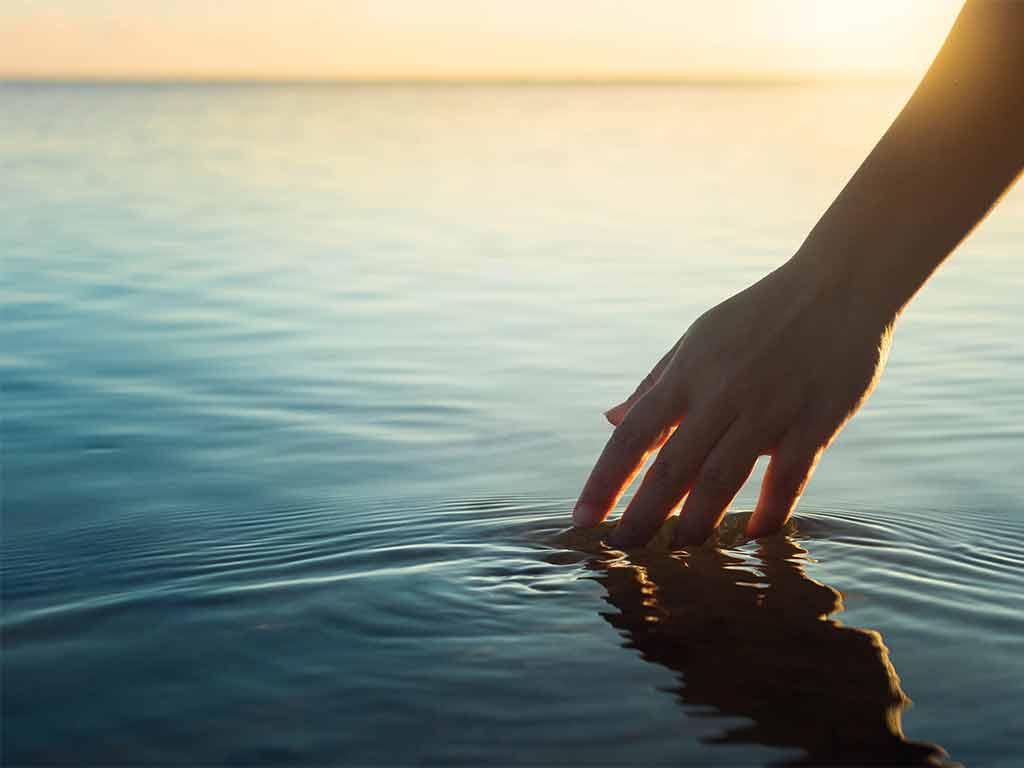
[3,83,1023,766]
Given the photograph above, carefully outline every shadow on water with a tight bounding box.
[552,512,953,767]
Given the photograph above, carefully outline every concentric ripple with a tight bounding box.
[5,494,1023,764]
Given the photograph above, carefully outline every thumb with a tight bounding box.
[603,400,632,426]
[603,341,679,426]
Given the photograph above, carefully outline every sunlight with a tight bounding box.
[1,0,963,80]
[770,0,964,78]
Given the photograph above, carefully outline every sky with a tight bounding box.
[2,0,964,81]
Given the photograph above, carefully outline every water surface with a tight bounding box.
[3,82,1023,765]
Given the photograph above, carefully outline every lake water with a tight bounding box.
[2,82,1022,766]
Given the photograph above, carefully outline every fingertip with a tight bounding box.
[744,519,774,539]
[744,501,793,539]
[607,520,640,549]
[673,518,712,547]
[745,520,770,536]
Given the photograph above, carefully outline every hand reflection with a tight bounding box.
[555,513,952,766]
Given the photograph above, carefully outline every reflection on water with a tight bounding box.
[555,514,950,766]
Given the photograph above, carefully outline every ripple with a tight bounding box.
[7,495,1023,624]
[4,494,1020,766]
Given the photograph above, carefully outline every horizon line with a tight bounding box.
[0,72,918,86]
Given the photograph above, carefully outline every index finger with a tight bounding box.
[573,389,678,527]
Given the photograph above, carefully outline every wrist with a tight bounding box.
[786,240,906,335]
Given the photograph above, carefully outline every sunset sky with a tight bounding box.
[3,0,963,80]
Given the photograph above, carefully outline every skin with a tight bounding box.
[573,0,1024,548]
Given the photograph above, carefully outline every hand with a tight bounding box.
[571,0,1023,548]
[572,256,896,547]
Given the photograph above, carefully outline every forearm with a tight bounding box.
[794,0,1024,320]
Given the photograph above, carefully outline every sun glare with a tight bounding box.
[0,0,963,80]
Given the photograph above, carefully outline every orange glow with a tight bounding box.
[2,1,962,81]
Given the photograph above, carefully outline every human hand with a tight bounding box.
[572,0,1023,548]
[572,257,896,547]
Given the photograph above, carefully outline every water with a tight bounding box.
[2,82,1023,765]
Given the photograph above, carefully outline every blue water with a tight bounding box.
[3,82,1023,765]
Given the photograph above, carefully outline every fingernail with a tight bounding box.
[603,401,628,425]
[573,502,597,527]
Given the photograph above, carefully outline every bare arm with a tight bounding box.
[573,1,1024,547]
[799,0,1024,317]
